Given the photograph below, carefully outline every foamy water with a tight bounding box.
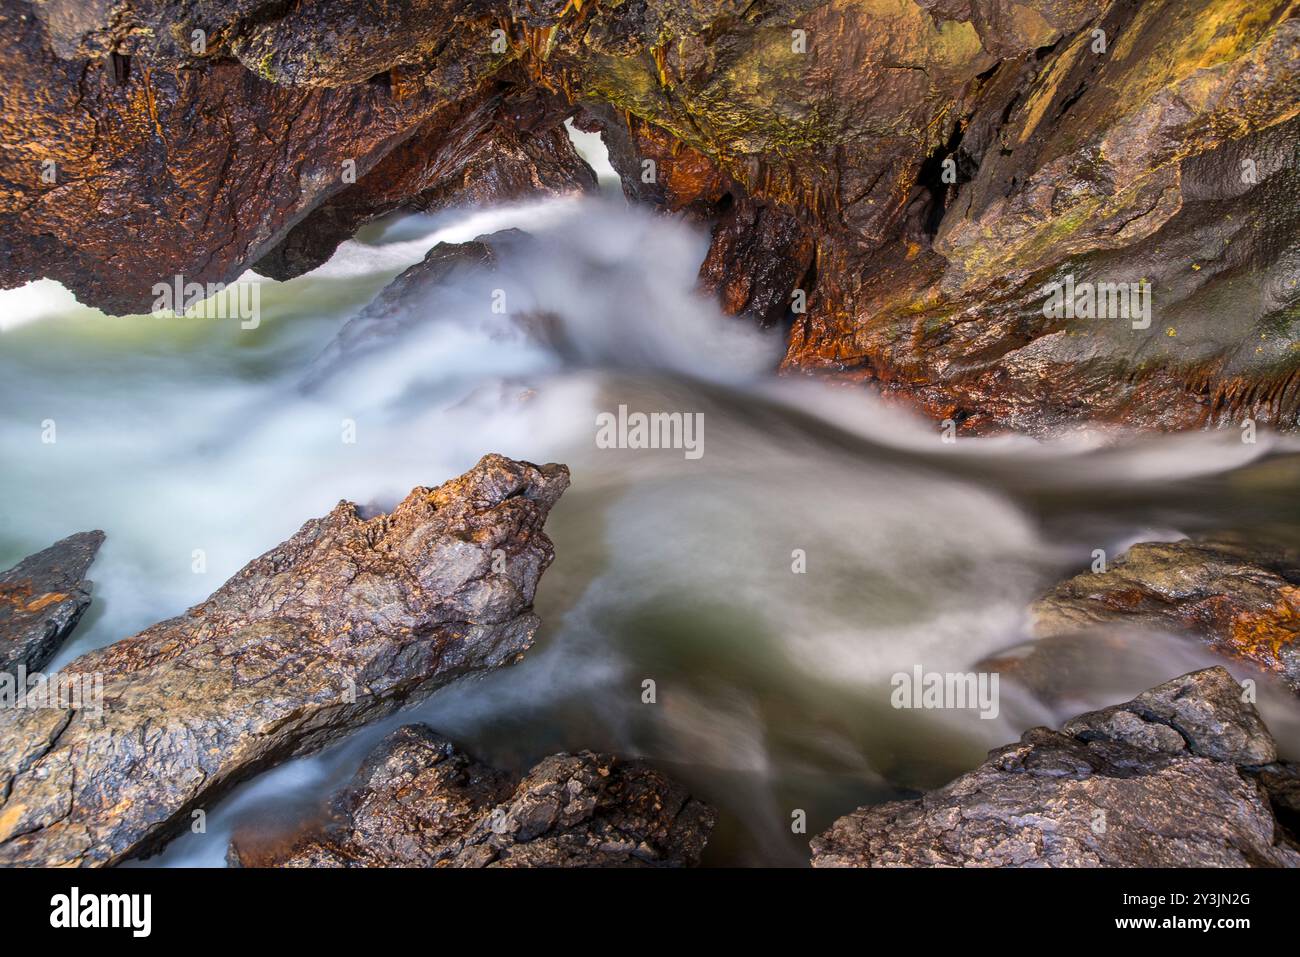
[3,192,1299,867]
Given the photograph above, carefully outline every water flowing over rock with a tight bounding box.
[0,455,568,867]
[301,231,517,387]
[229,724,716,868]
[811,668,1300,867]
[1032,536,1300,692]
[0,531,103,676]
[3,0,1295,433]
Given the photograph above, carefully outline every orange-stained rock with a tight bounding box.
[1032,536,1300,692]
[0,0,507,313]
[0,532,103,676]
[3,0,1298,433]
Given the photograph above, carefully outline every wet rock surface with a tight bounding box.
[785,2,1299,435]
[230,724,716,868]
[301,232,515,387]
[0,531,104,676]
[254,85,596,281]
[1033,536,1300,692]
[2,0,1297,430]
[0,455,568,867]
[0,2,464,314]
[812,668,1300,867]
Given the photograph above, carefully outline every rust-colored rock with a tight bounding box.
[576,105,814,329]
[0,531,103,676]
[0,455,568,867]
[1032,535,1300,692]
[0,0,525,313]
[697,197,816,329]
[229,724,716,868]
[783,2,1300,434]
[3,0,1298,433]
[561,0,1300,433]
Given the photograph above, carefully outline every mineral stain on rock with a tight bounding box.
[3,0,1295,434]
[0,531,104,676]
[1033,536,1300,692]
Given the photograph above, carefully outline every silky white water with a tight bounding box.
[3,190,1299,866]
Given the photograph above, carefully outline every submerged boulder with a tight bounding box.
[0,531,103,676]
[811,668,1299,867]
[0,455,568,867]
[229,724,716,868]
[300,230,521,388]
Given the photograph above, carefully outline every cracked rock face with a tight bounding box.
[557,0,1300,433]
[229,724,716,868]
[1032,535,1300,692]
[811,667,1300,867]
[0,531,104,676]
[779,2,1300,434]
[0,455,568,867]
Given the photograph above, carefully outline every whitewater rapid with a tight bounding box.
[3,187,1299,865]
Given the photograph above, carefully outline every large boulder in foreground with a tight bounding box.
[230,725,716,868]
[0,531,103,676]
[1032,536,1300,692]
[812,668,1300,867]
[0,455,568,867]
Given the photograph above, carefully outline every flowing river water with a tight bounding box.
[3,134,1300,866]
